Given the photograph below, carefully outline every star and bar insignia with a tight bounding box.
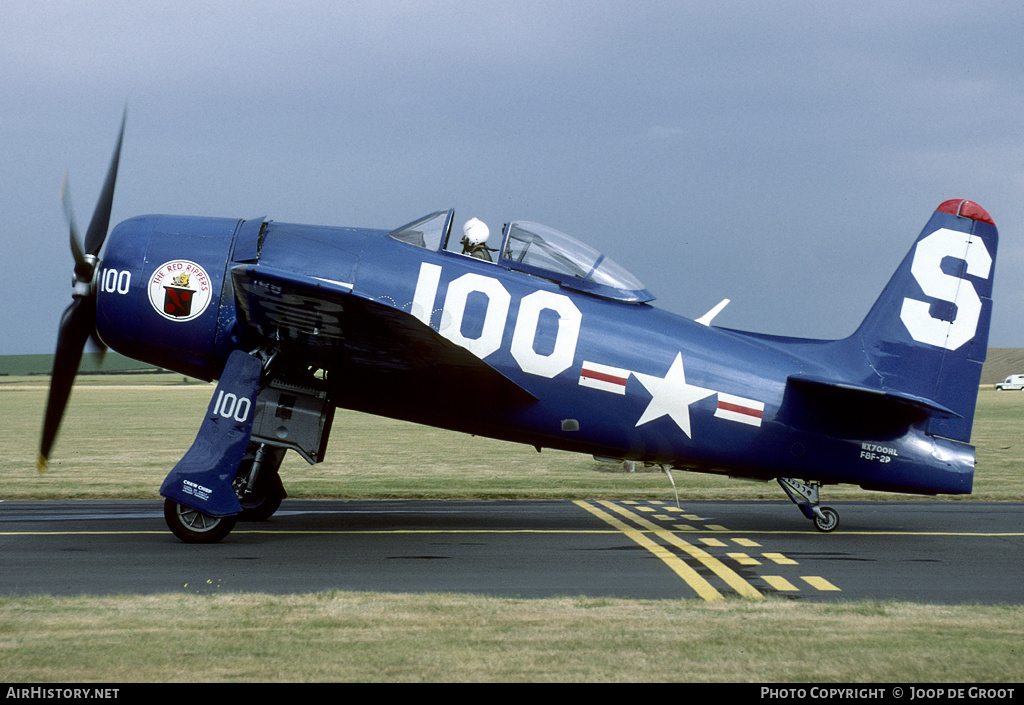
[578,353,764,437]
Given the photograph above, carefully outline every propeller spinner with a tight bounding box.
[38,112,126,472]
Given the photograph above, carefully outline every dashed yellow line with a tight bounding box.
[575,500,764,601]
[597,500,764,599]
[573,500,725,602]
[802,576,841,591]
[573,500,857,599]
[728,552,761,566]
[763,575,799,591]
[763,552,797,565]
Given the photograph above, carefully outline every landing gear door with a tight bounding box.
[251,381,335,464]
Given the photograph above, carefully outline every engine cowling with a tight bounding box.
[95,214,259,380]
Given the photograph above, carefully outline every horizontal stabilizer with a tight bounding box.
[779,370,969,440]
[787,374,962,419]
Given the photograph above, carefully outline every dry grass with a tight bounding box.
[1,592,1022,682]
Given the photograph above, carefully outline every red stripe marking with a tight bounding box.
[581,368,628,386]
[717,401,763,419]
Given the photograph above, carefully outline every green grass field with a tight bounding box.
[3,375,1023,501]
[2,377,1023,682]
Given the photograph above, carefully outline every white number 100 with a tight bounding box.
[213,391,251,423]
[100,268,131,295]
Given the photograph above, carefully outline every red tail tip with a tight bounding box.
[937,199,994,225]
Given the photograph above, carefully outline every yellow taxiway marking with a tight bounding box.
[572,501,851,599]
[802,576,841,591]
[577,500,764,601]
[0,529,621,537]
[727,552,761,566]
[763,575,799,591]
[763,552,798,565]
[573,500,725,602]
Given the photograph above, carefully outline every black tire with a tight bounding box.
[813,506,839,533]
[235,445,287,522]
[238,487,285,522]
[164,499,237,544]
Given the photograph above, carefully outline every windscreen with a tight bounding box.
[502,222,647,293]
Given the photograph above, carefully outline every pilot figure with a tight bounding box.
[461,218,493,262]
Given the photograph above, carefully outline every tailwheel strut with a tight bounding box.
[777,477,839,532]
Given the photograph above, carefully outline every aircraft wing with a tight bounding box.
[230,264,538,408]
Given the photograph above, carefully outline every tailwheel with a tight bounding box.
[813,506,840,533]
[163,499,237,544]
[777,477,840,532]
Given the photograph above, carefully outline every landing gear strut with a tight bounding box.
[160,357,332,544]
[777,477,839,532]
[234,442,288,522]
[163,442,287,543]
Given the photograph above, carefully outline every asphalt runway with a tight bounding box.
[2,499,1022,603]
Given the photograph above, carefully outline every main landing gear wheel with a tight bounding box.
[813,506,839,532]
[163,499,237,544]
[234,443,287,522]
[239,486,284,522]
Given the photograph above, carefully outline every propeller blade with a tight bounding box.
[61,174,109,365]
[83,108,126,257]
[61,173,91,283]
[38,298,94,471]
[38,110,126,472]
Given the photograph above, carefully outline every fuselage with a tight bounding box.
[96,212,976,496]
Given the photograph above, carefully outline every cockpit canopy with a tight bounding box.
[389,210,654,303]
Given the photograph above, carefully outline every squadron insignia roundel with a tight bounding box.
[147,260,213,322]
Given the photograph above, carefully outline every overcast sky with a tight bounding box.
[4,1,1024,357]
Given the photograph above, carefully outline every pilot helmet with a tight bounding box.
[462,218,489,246]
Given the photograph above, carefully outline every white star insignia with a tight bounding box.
[633,353,715,438]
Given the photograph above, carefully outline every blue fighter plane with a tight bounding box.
[39,116,999,542]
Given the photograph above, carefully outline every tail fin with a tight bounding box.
[847,199,997,442]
